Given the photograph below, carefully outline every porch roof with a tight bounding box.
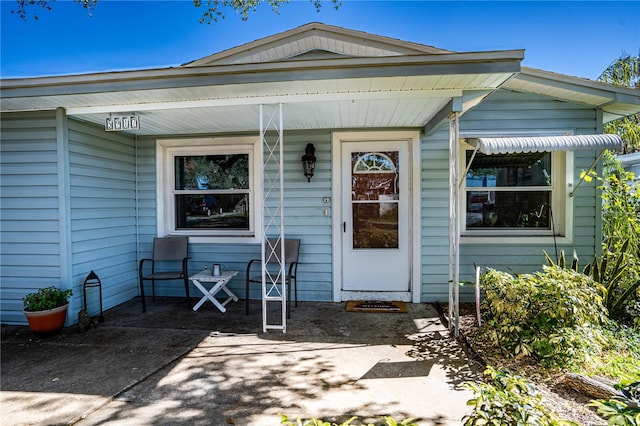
[0,51,521,136]
[1,23,638,136]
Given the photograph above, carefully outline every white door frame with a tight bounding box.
[331,131,422,303]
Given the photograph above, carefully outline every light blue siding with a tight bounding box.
[0,111,64,324]
[420,128,451,301]
[0,113,139,325]
[136,130,334,303]
[68,119,138,316]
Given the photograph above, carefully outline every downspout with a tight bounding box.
[448,112,460,338]
[134,134,140,295]
[594,108,605,257]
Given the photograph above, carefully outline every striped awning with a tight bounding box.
[467,134,623,155]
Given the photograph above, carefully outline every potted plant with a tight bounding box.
[23,286,72,335]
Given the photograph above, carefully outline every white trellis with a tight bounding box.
[259,104,286,333]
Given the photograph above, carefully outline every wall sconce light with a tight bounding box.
[301,143,316,182]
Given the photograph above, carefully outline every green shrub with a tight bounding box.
[583,240,640,326]
[480,266,607,368]
[463,366,577,426]
[280,416,417,426]
[583,155,640,326]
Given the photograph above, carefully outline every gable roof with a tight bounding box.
[1,23,637,136]
[183,22,452,67]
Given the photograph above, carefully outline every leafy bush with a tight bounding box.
[23,286,72,311]
[589,381,640,425]
[463,366,577,425]
[280,416,417,426]
[583,241,640,326]
[582,155,640,326]
[546,244,640,327]
[480,266,607,368]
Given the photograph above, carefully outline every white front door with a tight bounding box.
[340,140,411,300]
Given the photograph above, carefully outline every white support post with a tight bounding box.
[259,104,287,333]
[448,113,460,338]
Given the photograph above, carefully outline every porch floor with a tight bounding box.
[1,298,480,426]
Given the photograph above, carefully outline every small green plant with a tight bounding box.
[589,381,640,425]
[463,366,577,425]
[280,415,417,426]
[23,286,72,311]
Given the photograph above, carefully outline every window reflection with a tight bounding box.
[464,151,552,230]
[174,154,251,231]
[351,151,400,249]
[175,194,249,230]
[466,152,551,187]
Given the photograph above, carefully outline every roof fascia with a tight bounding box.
[518,67,640,105]
[2,50,524,99]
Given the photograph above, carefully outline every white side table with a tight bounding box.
[189,270,239,313]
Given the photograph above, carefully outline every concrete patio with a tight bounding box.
[1,298,481,426]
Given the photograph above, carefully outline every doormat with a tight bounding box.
[346,300,408,313]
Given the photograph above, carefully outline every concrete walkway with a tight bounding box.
[1,299,480,425]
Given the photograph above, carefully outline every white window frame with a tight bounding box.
[459,135,574,245]
[156,136,262,244]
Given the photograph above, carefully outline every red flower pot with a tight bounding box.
[23,304,69,335]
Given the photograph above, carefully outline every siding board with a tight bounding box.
[0,111,63,323]
[68,119,138,318]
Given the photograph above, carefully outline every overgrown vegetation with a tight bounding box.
[465,152,640,424]
[280,415,417,426]
[581,152,640,326]
[463,367,578,425]
[479,266,607,369]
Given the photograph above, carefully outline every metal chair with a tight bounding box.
[245,238,300,318]
[139,236,189,313]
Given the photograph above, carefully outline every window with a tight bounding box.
[157,137,261,242]
[460,141,570,240]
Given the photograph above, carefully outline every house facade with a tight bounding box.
[2,23,639,326]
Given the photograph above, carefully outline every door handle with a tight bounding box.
[343,222,346,233]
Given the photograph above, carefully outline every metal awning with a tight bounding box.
[467,134,623,155]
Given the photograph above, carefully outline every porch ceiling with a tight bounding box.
[2,74,515,135]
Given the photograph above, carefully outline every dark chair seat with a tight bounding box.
[139,236,190,313]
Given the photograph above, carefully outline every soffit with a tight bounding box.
[504,67,640,122]
[3,73,514,135]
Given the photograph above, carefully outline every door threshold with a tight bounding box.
[341,291,411,302]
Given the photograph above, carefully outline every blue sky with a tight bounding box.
[1,1,639,80]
